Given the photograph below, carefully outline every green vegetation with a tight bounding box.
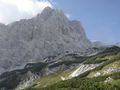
[0,62,47,89]
[0,46,120,90]
[25,72,120,90]
[26,68,76,89]
[88,60,120,77]
[24,62,48,73]
[84,46,120,64]
[24,46,120,90]
[49,56,86,68]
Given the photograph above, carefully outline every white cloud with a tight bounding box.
[0,0,53,24]
[66,14,71,18]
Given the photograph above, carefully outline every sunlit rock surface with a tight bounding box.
[0,7,92,74]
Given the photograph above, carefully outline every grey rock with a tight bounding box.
[70,64,100,77]
[0,7,92,74]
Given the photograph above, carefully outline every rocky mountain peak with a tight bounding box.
[0,7,92,74]
[37,7,66,21]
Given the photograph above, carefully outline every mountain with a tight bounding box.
[24,46,120,90]
[0,46,119,90]
[1,7,119,90]
[0,7,92,74]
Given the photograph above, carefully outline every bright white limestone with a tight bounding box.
[70,64,99,77]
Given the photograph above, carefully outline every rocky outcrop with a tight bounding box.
[15,71,40,90]
[70,64,99,77]
[0,7,92,74]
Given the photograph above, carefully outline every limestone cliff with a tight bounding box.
[0,7,92,74]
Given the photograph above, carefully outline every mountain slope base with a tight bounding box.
[24,46,120,90]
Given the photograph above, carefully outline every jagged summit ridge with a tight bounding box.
[0,7,92,74]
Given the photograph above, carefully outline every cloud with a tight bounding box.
[66,14,71,18]
[0,0,53,24]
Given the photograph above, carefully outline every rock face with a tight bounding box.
[0,7,92,74]
[70,64,99,77]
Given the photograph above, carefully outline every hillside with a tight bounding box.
[23,46,120,90]
[0,46,119,90]
[0,48,98,90]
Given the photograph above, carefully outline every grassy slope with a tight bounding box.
[24,46,120,90]
[24,68,76,89]
[88,60,120,77]
[29,68,76,88]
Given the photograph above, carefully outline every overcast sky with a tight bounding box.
[0,0,120,44]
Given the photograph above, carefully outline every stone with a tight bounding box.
[0,7,92,74]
